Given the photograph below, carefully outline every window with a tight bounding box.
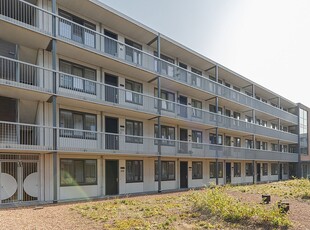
[271,143,278,151]
[58,10,96,47]
[154,52,174,77]
[233,86,240,92]
[125,120,143,144]
[245,115,252,123]
[154,88,175,112]
[104,29,118,56]
[256,141,261,150]
[178,62,188,82]
[154,125,175,146]
[191,67,202,87]
[225,82,231,88]
[225,109,231,117]
[271,163,278,175]
[245,163,253,176]
[234,162,241,177]
[271,123,278,130]
[245,139,254,149]
[59,60,96,94]
[283,164,289,175]
[225,136,231,146]
[210,162,223,178]
[191,99,202,118]
[126,160,143,183]
[209,133,222,145]
[209,75,216,81]
[60,159,97,186]
[125,79,143,105]
[209,104,222,114]
[59,110,96,139]
[233,112,240,119]
[262,163,268,176]
[125,39,142,65]
[262,142,268,150]
[261,120,267,127]
[155,161,175,181]
[192,161,203,179]
[300,108,308,154]
[192,130,203,149]
[234,137,241,147]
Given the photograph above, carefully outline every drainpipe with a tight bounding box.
[52,0,58,204]
[156,33,162,193]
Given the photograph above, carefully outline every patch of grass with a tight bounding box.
[191,186,291,228]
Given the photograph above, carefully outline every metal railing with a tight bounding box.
[0,55,298,143]
[0,121,299,161]
[0,0,298,124]
[0,121,52,150]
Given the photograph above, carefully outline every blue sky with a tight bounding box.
[99,0,310,107]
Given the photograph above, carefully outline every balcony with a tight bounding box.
[0,121,52,151]
[0,0,298,124]
[0,121,298,161]
[0,56,298,143]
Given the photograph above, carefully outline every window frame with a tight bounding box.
[271,163,278,175]
[125,79,143,105]
[192,130,203,149]
[59,59,96,95]
[262,163,268,176]
[60,159,97,186]
[59,109,97,139]
[155,161,175,181]
[125,119,143,144]
[245,163,253,176]
[234,162,241,177]
[210,162,223,178]
[126,160,143,183]
[192,161,203,179]
[154,125,175,146]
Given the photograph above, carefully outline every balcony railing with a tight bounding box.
[0,121,52,150]
[0,0,298,124]
[0,121,297,161]
[0,55,298,143]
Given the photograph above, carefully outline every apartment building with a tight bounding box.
[0,0,308,203]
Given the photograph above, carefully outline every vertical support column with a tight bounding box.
[156,33,162,193]
[252,84,255,98]
[252,160,255,184]
[52,0,58,204]
[215,127,219,185]
[252,109,256,124]
[215,65,219,82]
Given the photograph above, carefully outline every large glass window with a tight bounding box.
[245,163,253,176]
[300,108,308,154]
[125,120,143,144]
[271,163,278,175]
[154,89,175,112]
[126,160,143,183]
[234,162,241,177]
[125,39,142,65]
[59,60,96,95]
[154,125,175,146]
[58,10,96,48]
[154,52,175,77]
[245,139,254,149]
[192,130,203,149]
[192,161,203,179]
[210,162,223,178]
[262,163,268,176]
[155,161,175,181]
[191,67,202,87]
[59,109,96,139]
[125,79,143,105]
[60,159,97,186]
[210,133,223,145]
[234,137,241,147]
[191,99,202,118]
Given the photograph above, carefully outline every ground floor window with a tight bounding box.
[155,161,175,181]
[210,162,223,178]
[271,163,278,175]
[245,163,253,176]
[192,161,203,179]
[126,160,143,183]
[262,163,268,176]
[234,162,241,177]
[60,159,97,186]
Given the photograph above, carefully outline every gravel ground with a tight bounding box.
[0,190,310,229]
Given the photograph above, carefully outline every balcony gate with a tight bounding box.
[0,154,39,203]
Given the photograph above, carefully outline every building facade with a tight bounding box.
[0,0,308,203]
